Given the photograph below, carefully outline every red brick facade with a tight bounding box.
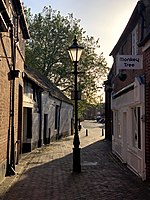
[0,0,29,182]
[144,46,150,180]
[0,34,10,181]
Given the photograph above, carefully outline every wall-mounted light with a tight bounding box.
[8,70,20,80]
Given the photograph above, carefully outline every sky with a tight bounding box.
[22,0,139,68]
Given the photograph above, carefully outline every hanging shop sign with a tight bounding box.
[116,55,143,69]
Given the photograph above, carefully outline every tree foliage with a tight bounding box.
[24,6,109,103]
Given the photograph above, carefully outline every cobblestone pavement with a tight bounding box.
[1,120,150,200]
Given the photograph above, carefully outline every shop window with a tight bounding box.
[132,107,141,149]
[113,111,121,139]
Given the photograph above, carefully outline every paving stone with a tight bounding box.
[0,121,150,200]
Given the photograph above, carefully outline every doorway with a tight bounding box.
[23,107,32,153]
[43,114,48,144]
[16,85,23,164]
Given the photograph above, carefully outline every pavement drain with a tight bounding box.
[82,161,98,166]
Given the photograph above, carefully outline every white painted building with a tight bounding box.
[23,66,73,152]
[111,78,145,179]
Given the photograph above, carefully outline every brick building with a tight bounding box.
[0,0,29,182]
[106,0,150,180]
[139,12,150,180]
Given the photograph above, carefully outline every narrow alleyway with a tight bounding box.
[0,120,150,200]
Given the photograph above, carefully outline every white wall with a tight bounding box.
[112,79,146,180]
[42,91,73,141]
[60,101,73,136]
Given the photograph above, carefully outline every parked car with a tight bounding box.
[98,118,105,124]
[96,115,101,122]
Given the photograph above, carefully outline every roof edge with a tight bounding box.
[109,1,142,56]
[12,0,30,39]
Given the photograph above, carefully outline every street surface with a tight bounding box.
[0,120,150,200]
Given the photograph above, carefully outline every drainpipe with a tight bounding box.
[57,100,62,139]
[5,83,13,176]
[5,12,20,176]
[38,91,42,147]
[5,24,16,175]
[10,23,16,174]
[7,15,19,175]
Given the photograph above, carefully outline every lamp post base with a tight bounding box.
[5,165,15,176]
[73,147,81,173]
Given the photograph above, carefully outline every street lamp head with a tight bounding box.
[68,36,84,62]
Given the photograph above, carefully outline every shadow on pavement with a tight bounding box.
[1,139,150,200]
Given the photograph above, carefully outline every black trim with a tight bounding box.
[112,85,134,99]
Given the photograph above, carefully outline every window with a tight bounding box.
[132,107,141,149]
[4,0,9,8]
[132,25,138,55]
[114,111,121,139]
[18,25,26,55]
[113,111,117,137]
[117,112,121,139]
[24,81,33,99]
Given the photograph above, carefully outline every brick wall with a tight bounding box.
[0,33,11,182]
[144,46,150,180]
[0,29,25,182]
[111,19,144,93]
[112,69,144,94]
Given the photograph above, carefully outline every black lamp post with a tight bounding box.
[68,36,84,172]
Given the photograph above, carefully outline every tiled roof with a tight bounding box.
[24,66,72,105]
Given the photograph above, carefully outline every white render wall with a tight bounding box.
[23,85,73,149]
[23,93,40,149]
[41,91,73,141]
[112,79,146,180]
[60,101,73,136]
[42,92,57,139]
